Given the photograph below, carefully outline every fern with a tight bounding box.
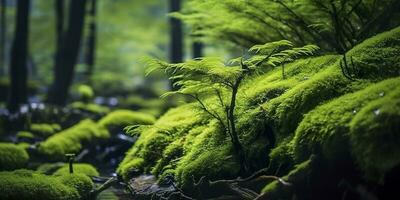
[146,40,319,173]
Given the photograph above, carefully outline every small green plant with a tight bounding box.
[146,40,318,173]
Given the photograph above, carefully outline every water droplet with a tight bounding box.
[353,110,357,114]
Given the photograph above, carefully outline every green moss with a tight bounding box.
[118,157,145,181]
[30,123,61,137]
[261,159,313,199]
[0,143,29,171]
[98,109,156,133]
[77,84,94,102]
[70,102,110,115]
[117,104,207,181]
[0,169,94,200]
[58,173,94,199]
[349,88,400,182]
[37,162,66,175]
[293,78,400,163]
[38,119,109,161]
[346,26,400,80]
[243,55,339,107]
[151,138,184,177]
[176,145,240,189]
[16,131,35,139]
[53,163,100,177]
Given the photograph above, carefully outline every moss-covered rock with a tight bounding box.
[38,119,109,161]
[77,84,94,103]
[0,143,29,171]
[30,123,61,137]
[98,109,156,133]
[117,27,400,194]
[293,78,400,163]
[53,163,100,177]
[70,102,110,115]
[0,169,94,200]
[349,86,400,182]
[117,104,207,181]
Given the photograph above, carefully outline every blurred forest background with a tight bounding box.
[0,0,231,115]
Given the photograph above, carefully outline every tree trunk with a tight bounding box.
[169,0,183,63]
[47,0,87,105]
[54,0,64,50]
[8,0,30,112]
[0,0,6,76]
[192,41,203,58]
[84,0,96,82]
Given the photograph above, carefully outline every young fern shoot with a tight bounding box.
[146,40,319,174]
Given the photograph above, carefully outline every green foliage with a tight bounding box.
[53,163,100,177]
[30,123,61,137]
[98,109,156,133]
[0,143,29,171]
[0,170,94,200]
[147,40,318,173]
[118,27,400,191]
[38,119,109,161]
[179,0,400,52]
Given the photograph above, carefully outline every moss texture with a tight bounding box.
[98,109,156,133]
[293,78,400,163]
[38,119,109,161]
[349,86,400,182]
[30,123,61,137]
[70,102,110,115]
[53,163,100,177]
[0,143,29,171]
[0,169,94,200]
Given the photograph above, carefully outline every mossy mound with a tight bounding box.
[293,78,400,164]
[53,163,100,177]
[70,102,110,115]
[98,109,156,133]
[0,169,94,200]
[349,85,400,182]
[76,84,94,103]
[30,123,61,137]
[117,104,208,181]
[117,27,400,195]
[38,119,109,161]
[0,143,29,171]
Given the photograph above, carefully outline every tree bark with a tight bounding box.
[84,0,97,82]
[0,0,6,76]
[47,0,87,105]
[192,41,203,58]
[54,0,64,51]
[8,0,30,112]
[169,0,183,63]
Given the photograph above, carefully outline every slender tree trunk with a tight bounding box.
[228,77,249,174]
[54,0,64,50]
[84,0,96,82]
[47,0,87,105]
[8,0,30,112]
[169,0,183,63]
[0,0,6,76]
[192,41,203,58]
